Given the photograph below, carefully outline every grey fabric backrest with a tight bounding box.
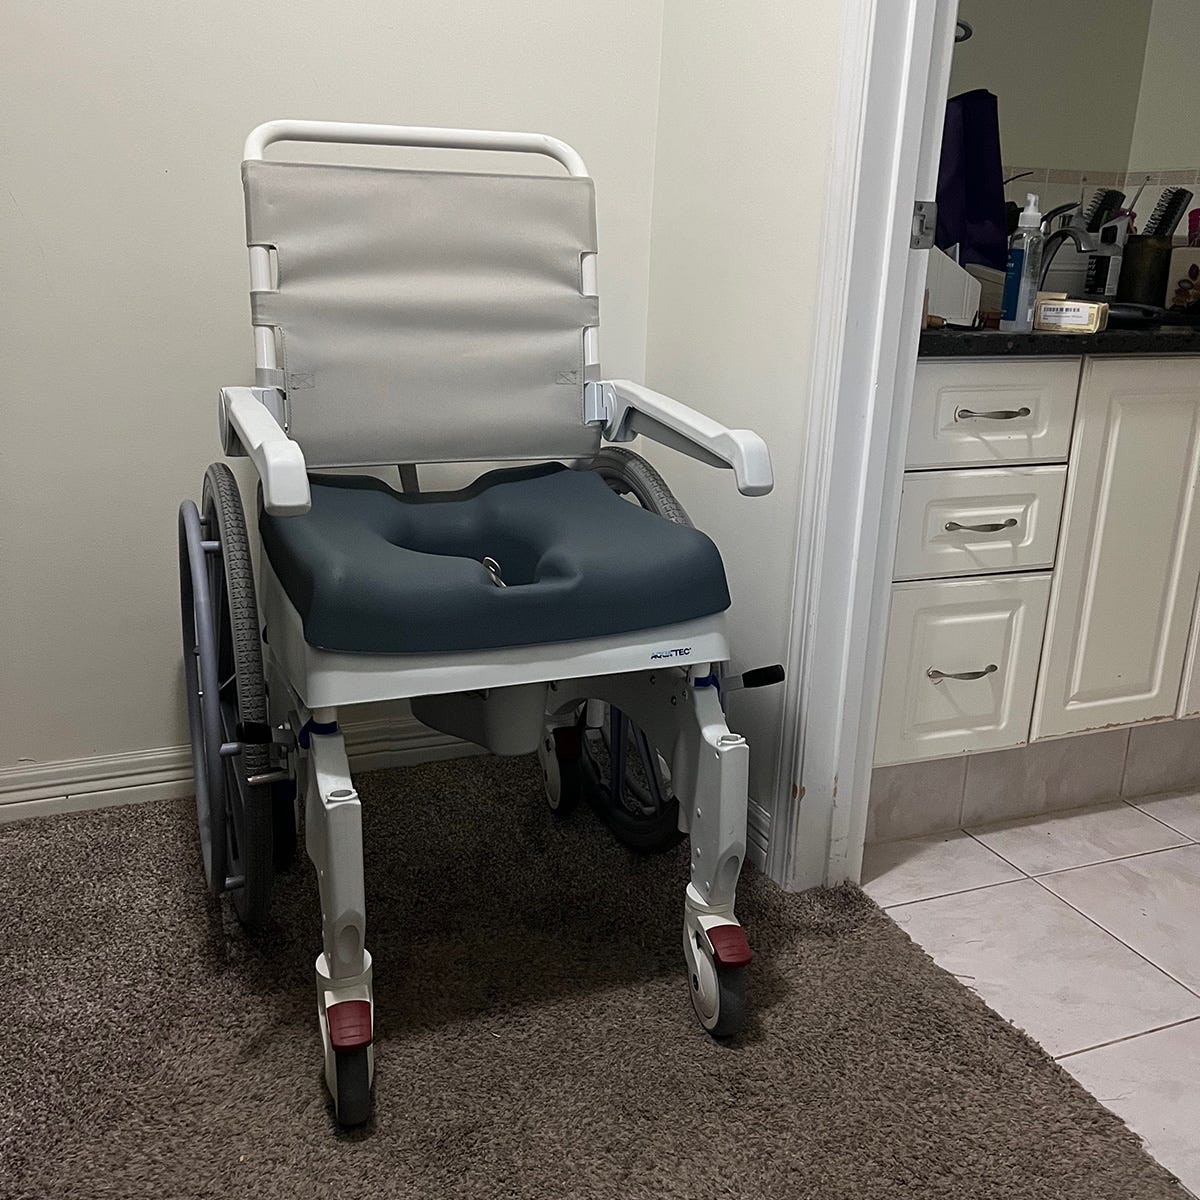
[242,159,601,467]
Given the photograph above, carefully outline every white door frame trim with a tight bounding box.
[768,0,958,889]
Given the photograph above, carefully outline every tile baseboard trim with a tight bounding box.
[869,720,1200,845]
[0,717,475,817]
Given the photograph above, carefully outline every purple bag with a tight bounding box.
[935,89,1007,272]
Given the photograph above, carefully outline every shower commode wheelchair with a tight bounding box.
[178,120,780,1126]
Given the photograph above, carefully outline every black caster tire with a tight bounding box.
[688,928,749,1038]
[334,1048,372,1127]
[706,967,748,1039]
[540,725,583,816]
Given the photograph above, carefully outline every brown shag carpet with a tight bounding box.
[0,756,1187,1199]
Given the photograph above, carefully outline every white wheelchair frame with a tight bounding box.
[205,120,775,1125]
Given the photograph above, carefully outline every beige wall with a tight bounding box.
[1,0,664,772]
[2,0,849,815]
[950,0,1152,171]
[642,0,841,808]
[1129,0,1200,169]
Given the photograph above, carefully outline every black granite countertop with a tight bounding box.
[919,326,1200,358]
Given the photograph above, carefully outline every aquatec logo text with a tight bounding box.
[650,646,692,661]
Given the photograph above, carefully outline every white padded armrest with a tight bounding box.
[590,379,773,497]
[219,387,311,516]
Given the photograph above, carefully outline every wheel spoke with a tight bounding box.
[220,701,246,869]
[584,707,671,820]
[634,727,669,813]
[607,706,627,802]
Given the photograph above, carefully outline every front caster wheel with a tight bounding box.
[685,917,752,1038]
[333,1047,372,1127]
[538,724,583,816]
[691,962,747,1039]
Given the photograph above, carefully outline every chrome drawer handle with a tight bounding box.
[955,406,1031,421]
[945,518,1019,533]
[927,663,998,684]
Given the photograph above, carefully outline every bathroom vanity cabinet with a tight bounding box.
[876,345,1200,766]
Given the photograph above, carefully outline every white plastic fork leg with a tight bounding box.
[679,682,748,910]
[305,713,374,1096]
[678,682,750,1030]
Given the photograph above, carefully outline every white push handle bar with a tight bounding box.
[243,119,589,177]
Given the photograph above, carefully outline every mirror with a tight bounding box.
[945,0,1198,298]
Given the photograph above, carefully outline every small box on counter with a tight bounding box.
[1165,249,1200,314]
[1033,293,1109,333]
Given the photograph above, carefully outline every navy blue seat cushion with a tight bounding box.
[259,463,731,654]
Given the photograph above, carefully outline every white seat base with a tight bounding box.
[259,557,732,711]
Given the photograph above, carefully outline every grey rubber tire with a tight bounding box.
[201,463,275,931]
[588,447,694,528]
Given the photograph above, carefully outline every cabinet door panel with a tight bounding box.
[1033,358,1200,739]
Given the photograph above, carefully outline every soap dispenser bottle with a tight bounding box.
[999,193,1045,333]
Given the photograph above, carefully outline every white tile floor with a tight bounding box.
[863,790,1200,1197]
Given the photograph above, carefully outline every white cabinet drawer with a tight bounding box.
[893,466,1067,581]
[907,359,1080,468]
[875,574,1051,766]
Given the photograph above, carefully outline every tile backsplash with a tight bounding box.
[1000,164,1198,230]
[867,719,1200,844]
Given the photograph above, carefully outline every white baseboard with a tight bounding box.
[0,744,194,807]
[2,721,769,867]
[0,717,475,823]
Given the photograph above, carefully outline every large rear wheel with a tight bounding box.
[579,705,682,852]
[576,448,695,852]
[179,463,277,930]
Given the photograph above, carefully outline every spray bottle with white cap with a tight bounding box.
[999,193,1045,333]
